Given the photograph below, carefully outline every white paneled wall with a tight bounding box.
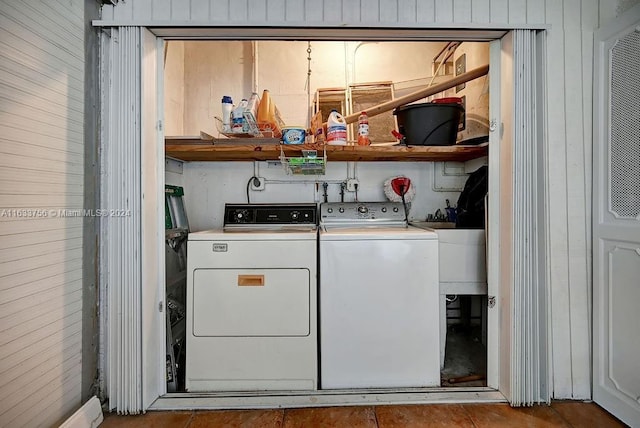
[102,0,551,26]
[0,0,84,426]
[544,0,602,400]
[98,0,627,400]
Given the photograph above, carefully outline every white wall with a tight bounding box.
[98,0,636,400]
[165,40,479,231]
[453,43,490,142]
[183,161,463,231]
[0,0,85,426]
[166,41,450,136]
[164,41,185,135]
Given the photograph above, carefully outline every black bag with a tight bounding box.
[455,165,488,229]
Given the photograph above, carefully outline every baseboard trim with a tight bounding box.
[149,387,505,410]
[59,396,103,428]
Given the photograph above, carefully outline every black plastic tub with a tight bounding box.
[393,102,464,146]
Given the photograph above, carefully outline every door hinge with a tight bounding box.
[488,296,496,308]
[157,120,163,131]
[159,301,163,312]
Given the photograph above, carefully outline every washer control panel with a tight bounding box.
[320,202,406,225]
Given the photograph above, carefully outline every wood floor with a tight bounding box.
[100,401,626,427]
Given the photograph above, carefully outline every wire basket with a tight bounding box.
[280,148,326,175]
[214,116,273,138]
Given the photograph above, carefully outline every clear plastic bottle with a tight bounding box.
[231,99,248,133]
[243,92,261,134]
[221,96,233,132]
[357,111,371,146]
[326,110,347,145]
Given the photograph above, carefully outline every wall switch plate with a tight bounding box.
[251,177,266,191]
[346,179,359,192]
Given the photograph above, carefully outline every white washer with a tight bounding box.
[319,202,440,389]
[186,204,318,392]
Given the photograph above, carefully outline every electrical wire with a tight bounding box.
[246,176,259,203]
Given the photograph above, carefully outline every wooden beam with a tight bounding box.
[341,64,489,124]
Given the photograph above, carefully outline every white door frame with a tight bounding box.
[100,26,549,412]
[141,27,167,409]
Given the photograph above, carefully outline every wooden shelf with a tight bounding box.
[165,136,488,163]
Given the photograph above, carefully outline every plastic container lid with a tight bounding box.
[282,126,306,130]
[222,96,233,103]
[394,102,461,112]
[432,97,463,104]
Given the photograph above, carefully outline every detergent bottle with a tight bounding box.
[221,96,233,132]
[257,89,283,137]
[326,110,347,145]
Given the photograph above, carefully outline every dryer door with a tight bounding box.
[192,268,310,337]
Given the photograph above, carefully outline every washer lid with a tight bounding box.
[320,225,437,240]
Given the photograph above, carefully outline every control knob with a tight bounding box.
[233,209,250,223]
[357,205,368,214]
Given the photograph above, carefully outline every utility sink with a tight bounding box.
[411,222,488,369]
[410,222,486,284]
[410,221,456,229]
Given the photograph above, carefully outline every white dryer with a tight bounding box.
[186,203,318,392]
[319,202,440,389]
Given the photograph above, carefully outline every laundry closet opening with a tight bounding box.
[161,38,496,399]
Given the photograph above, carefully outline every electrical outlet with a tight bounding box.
[346,179,359,192]
[251,177,266,191]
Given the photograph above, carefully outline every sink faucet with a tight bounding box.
[427,208,449,222]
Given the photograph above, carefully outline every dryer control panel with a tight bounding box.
[224,203,317,229]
